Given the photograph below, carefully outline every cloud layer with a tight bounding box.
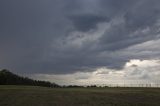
[0,0,160,79]
[30,59,160,85]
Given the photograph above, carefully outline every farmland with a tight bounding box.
[0,85,160,106]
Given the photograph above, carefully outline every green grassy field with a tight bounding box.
[0,85,160,106]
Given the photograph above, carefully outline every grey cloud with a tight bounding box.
[1,0,160,74]
[124,0,160,31]
[99,0,138,18]
[98,0,160,51]
[69,14,109,32]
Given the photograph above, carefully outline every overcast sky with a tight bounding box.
[1,0,160,85]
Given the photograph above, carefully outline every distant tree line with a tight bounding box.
[0,69,60,87]
[62,85,109,88]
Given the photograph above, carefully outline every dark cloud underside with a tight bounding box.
[0,0,160,74]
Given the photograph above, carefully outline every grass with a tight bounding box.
[0,85,160,106]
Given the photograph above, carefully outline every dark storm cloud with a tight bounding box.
[1,0,160,74]
[99,0,160,51]
[69,14,109,32]
[124,0,160,31]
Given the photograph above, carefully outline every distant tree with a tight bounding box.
[0,69,60,87]
[66,85,84,88]
[87,85,97,88]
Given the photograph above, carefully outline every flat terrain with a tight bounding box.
[0,85,160,106]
